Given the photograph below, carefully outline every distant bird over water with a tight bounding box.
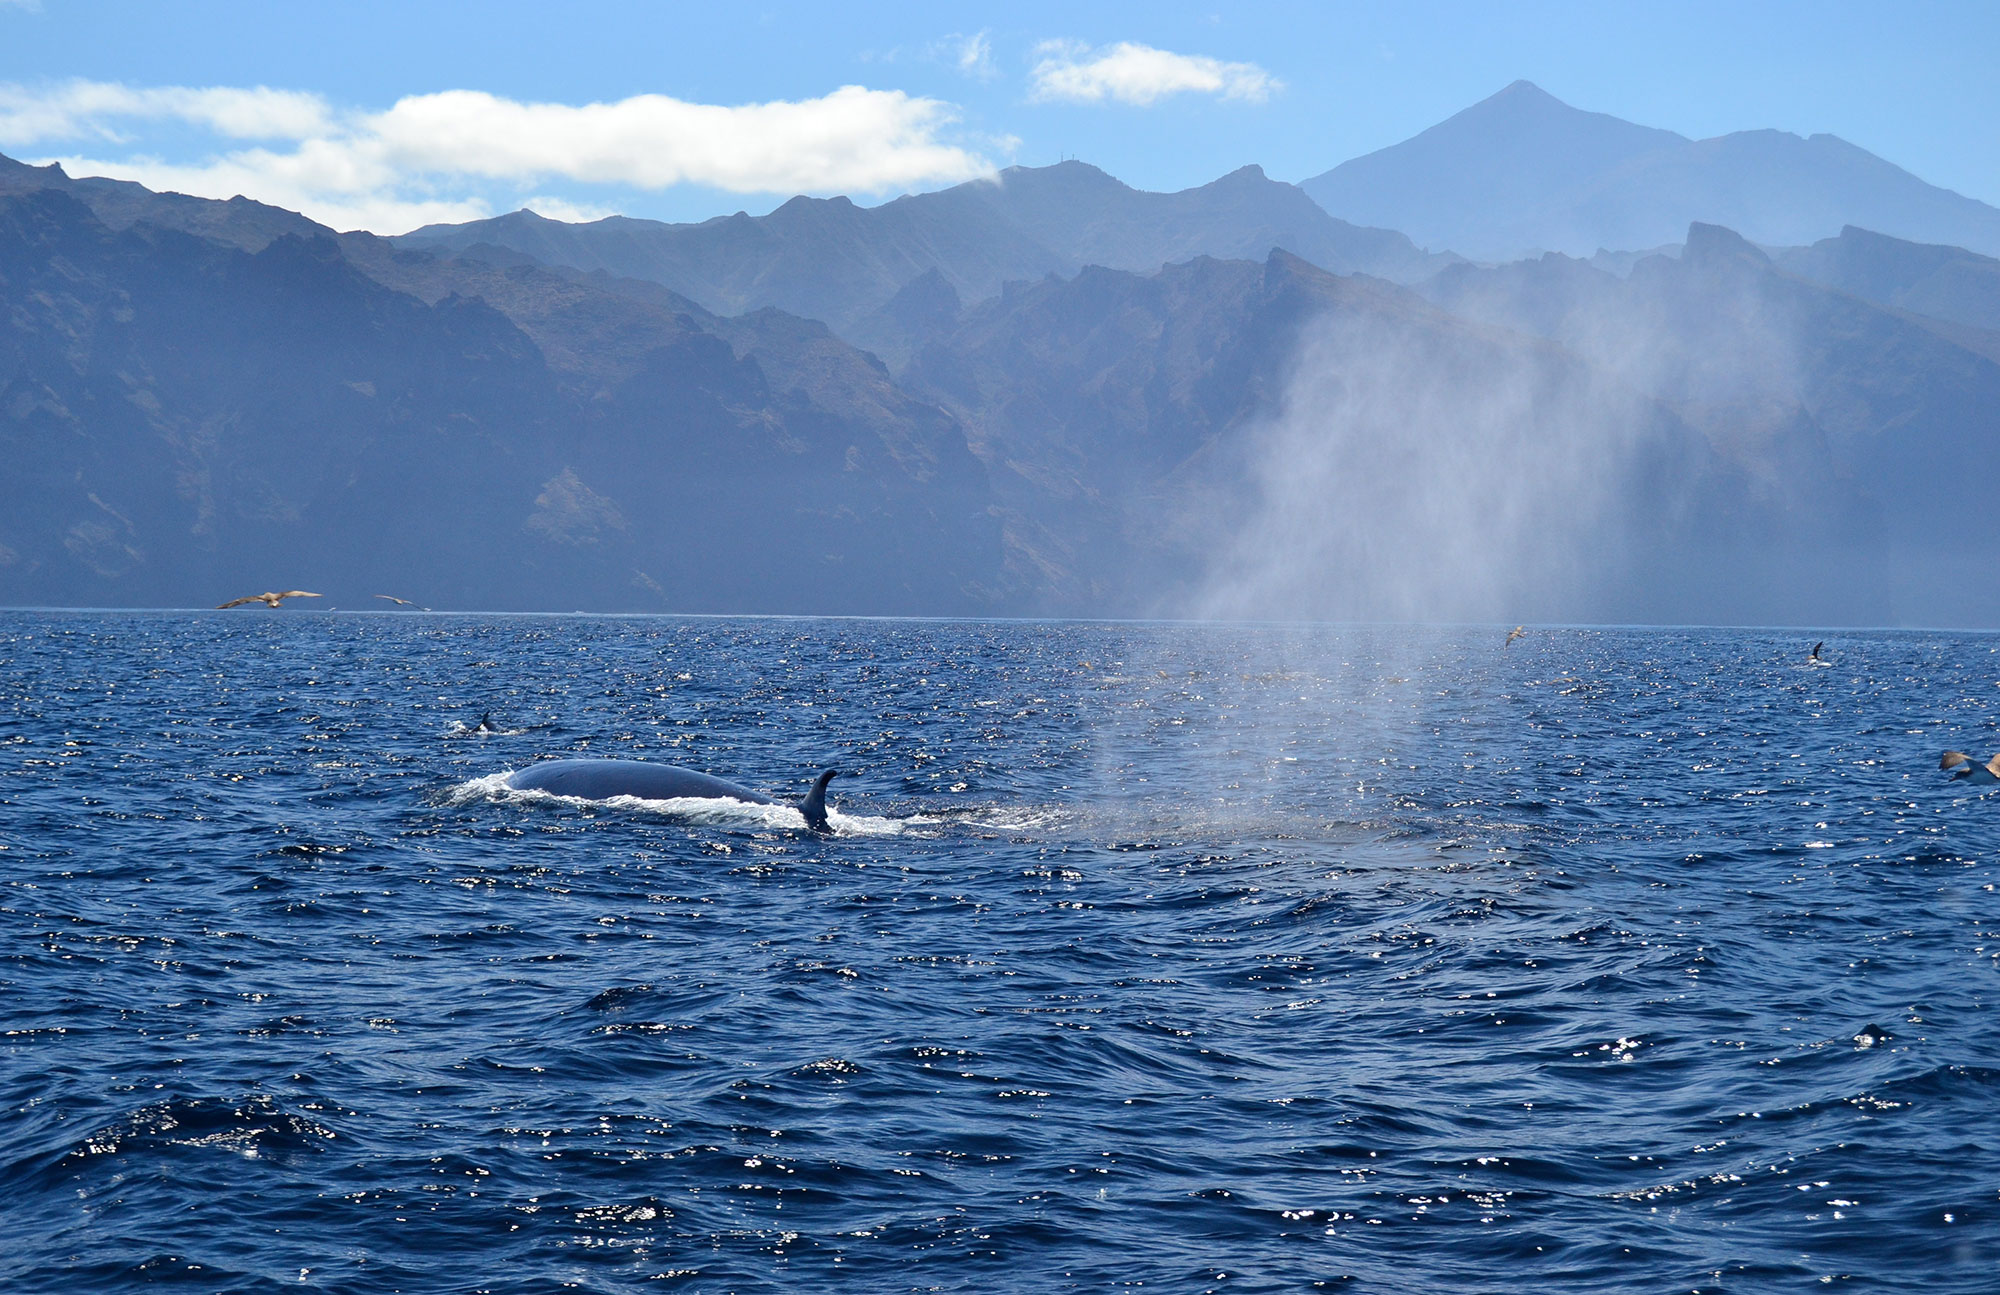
[374,595,429,609]
[216,590,321,609]
[1505,626,1526,647]
[1940,750,2000,783]
[1810,641,1824,662]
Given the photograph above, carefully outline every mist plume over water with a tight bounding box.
[1188,303,1712,626]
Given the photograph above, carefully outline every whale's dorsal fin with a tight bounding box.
[800,769,838,831]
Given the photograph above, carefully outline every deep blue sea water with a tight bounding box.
[2,611,1996,1293]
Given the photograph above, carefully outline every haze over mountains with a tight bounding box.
[4,84,1998,623]
[1304,80,2000,262]
[0,158,1000,614]
[395,161,1451,364]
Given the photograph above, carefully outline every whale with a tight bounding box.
[505,759,838,830]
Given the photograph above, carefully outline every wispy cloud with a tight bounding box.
[1029,40,1280,106]
[519,194,620,225]
[940,30,997,80]
[0,81,334,142]
[0,79,997,233]
[867,29,998,80]
[36,150,493,237]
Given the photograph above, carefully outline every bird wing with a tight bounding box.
[278,591,323,599]
[374,595,411,604]
[216,596,260,608]
[1942,750,1970,770]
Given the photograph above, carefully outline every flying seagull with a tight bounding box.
[1505,626,1526,647]
[374,594,429,608]
[216,590,322,609]
[1941,751,2000,783]
[1810,641,1824,661]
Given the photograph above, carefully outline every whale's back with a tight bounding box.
[505,759,776,805]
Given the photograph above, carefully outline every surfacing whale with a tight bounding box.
[505,759,838,830]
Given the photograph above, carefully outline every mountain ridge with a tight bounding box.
[1303,81,2000,261]
[4,144,2000,623]
[394,160,1453,362]
[0,169,1004,613]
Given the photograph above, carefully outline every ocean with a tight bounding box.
[2,610,1994,1293]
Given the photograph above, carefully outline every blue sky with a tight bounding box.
[2,0,1994,233]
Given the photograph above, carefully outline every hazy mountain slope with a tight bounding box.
[394,161,1450,357]
[1304,81,2000,260]
[1421,222,2000,624]
[1582,130,2000,256]
[914,161,1447,286]
[397,195,1063,349]
[1304,80,1685,254]
[0,188,557,608]
[0,183,1002,613]
[342,243,994,504]
[851,268,964,370]
[0,153,327,251]
[8,150,2000,625]
[900,250,1734,620]
[1775,224,2000,335]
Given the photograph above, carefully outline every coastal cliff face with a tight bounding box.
[5,82,2000,622]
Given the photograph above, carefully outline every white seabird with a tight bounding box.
[216,590,322,609]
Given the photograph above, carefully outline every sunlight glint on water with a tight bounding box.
[0,611,1995,1292]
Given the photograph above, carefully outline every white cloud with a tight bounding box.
[0,80,334,144]
[363,86,987,194]
[520,194,620,225]
[1029,40,1280,106]
[3,80,997,234]
[46,150,492,235]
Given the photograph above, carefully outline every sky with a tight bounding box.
[1,0,1995,235]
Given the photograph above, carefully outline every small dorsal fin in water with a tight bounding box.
[800,769,839,831]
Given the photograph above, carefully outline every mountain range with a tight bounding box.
[1419,222,2000,625]
[3,81,1999,623]
[1303,80,2000,262]
[0,161,1000,614]
[395,160,1451,365]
